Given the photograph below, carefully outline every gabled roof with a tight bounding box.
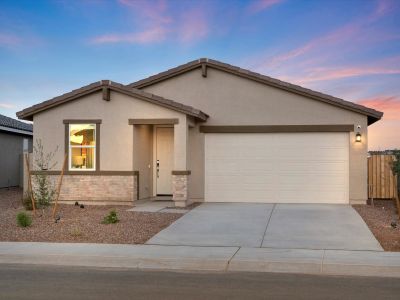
[16,80,209,122]
[128,58,383,125]
[0,113,33,135]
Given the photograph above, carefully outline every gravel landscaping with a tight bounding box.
[353,200,400,252]
[0,188,183,244]
[2,187,400,250]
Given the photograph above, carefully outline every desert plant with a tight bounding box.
[390,150,400,218]
[22,193,34,211]
[16,212,32,227]
[391,150,400,177]
[70,227,83,237]
[391,150,400,193]
[102,210,119,224]
[32,139,59,207]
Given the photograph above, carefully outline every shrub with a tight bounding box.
[70,227,83,237]
[22,193,35,211]
[102,210,119,224]
[33,139,58,208]
[16,212,32,227]
[391,150,400,194]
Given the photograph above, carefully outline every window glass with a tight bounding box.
[69,124,95,146]
[69,124,96,170]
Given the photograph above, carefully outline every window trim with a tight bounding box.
[64,120,101,173]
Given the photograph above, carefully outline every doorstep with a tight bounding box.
[127,200,189,213]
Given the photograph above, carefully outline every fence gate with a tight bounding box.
[368,153,398,199]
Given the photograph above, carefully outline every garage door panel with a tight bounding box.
[207,160,275,175]
[279,148,348,160]
[278,174,347,186]
[277,161,347,173]
[205,133,349,204]
[208,174,276,184]
[277,190,347,203]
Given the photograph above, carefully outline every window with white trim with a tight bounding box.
[69,124,96,170]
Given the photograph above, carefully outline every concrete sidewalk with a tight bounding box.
[0,242,399,278]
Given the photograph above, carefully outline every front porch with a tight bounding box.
[131,117,192,207]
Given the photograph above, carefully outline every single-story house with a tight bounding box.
[0,114,33,188]
[16,58,383,206]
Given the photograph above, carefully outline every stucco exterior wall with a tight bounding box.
[33,90,186,173]
[142,67,369,203]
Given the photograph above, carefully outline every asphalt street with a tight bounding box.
[0,264,399,300]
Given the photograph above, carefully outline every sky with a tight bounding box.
[0,0,399,150]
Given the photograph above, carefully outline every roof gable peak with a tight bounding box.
[128,58,383,125]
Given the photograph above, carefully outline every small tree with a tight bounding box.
[33,139,59,208]
[390,150,400,217]
[391,150,400,192]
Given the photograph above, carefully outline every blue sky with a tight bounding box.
[0,0,399,149]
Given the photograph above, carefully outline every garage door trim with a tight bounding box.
[200,124,354,133]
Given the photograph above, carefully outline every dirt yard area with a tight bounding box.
[0,187,183,244]
[353,200,400,252]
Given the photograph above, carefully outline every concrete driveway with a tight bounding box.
[147,203,383,251]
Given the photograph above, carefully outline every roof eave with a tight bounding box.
[0,125,32,135]
[16,80,209,122]
[368,113,383,125]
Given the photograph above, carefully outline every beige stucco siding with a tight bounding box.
[33,90,186,174]
[142,67,369,203]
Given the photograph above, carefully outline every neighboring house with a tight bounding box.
[16,58,383,206]
[0,114,33,188]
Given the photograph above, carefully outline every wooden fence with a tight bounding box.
[368,153,398,199]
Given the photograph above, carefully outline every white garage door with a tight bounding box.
[205,132,349,203]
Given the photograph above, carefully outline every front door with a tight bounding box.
[156,127,174,195]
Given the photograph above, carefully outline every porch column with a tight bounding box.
[173,117,190,207]
[131,125,140,202]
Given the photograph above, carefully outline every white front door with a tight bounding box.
[156,127,174,195]
[205,132,349,204]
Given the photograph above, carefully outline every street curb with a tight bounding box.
[1,242,400,278]
[228,248,400,278]
[0,243,238,272]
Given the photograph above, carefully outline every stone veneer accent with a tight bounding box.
[172,174,188,207]
[32,174,137,205]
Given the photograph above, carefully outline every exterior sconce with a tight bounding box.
[355,125,362,142]
[356,132,361,142]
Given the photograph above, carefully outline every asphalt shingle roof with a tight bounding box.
[0,113,33,132]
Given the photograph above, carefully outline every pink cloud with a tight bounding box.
[353,93,400,150]
[357,95,400,120]
[91,27,168,44]
[370,0,395,21]
[262,21,362,70]
[118,0,171,25]
[293,66,400,84]
[247,0,284,14]
[0,32,21,47]
[91,0,210,45]
[178,9,209,43]
[254,0,394,71]
[90,0,170,45]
